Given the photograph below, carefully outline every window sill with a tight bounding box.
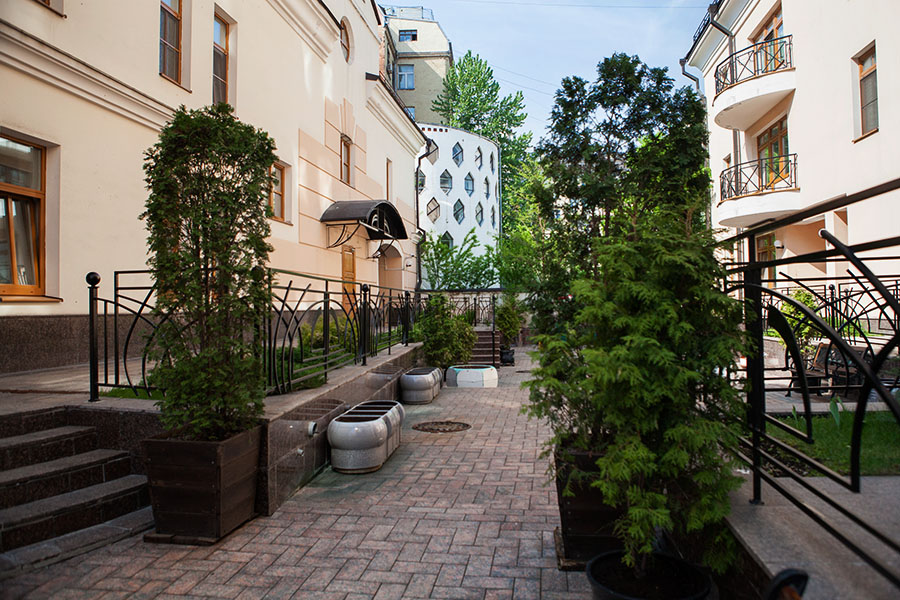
[0,295,64,303]
[852,128,878,143]
[160,73,192,93]
[269,217,293,226]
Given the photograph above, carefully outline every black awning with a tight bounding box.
[320,200,408,242]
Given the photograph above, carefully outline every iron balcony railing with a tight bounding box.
[720,153,798,202]
[715,34,793,95]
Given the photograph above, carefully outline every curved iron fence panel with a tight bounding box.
[715,35,793,95]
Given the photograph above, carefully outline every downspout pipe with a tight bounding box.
[707,4,741,167]
[415,137,437,292]
[679,58,701,94]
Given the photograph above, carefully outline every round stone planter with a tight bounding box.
[400,367,443,404]
[327,400,405,474]
[446,365,498,388]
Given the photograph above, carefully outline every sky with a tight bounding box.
[405,0,712,141]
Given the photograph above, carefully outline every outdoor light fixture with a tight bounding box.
[774,240,784,249]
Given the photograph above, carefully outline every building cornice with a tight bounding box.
[365,73,426,156]
[268,0,339,62]
[395,51,451,60]
[0,19,174,130]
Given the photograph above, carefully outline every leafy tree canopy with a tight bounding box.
[420,229,496,290]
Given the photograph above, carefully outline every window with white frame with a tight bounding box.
[398,64,414,89]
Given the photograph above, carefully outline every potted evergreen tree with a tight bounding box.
[496,292,524,365]
[140,104,277,544]
[526,206,747,598]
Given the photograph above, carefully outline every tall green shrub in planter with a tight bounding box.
[526,207,747,579]
[418,294,476,369]
[140,104,277,543]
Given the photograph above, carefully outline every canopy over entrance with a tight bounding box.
[320,200,408,249]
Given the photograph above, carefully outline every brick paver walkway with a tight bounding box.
[4,350,591,599]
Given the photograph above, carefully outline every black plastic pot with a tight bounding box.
[500,347,515,365]
[585,550,711,600]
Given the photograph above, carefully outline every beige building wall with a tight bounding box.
[688,0,900,281]
[384,16,452,124]
[0,0,424,370]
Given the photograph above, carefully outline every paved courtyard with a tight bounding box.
[4,351,592,599]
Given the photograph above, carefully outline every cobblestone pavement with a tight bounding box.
[4,350,592,599]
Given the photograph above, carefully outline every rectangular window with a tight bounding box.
[269,164,285,221]
[756,116,789,189]
[858,48,878,135]
[755,233,776,285]
[213,15,228,104]
[399,29,417,42]
[0,135,45,295]
[340,136,351,185]
[398,64,414,90]
[160,0,181,83]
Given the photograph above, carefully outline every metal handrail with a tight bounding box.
[720,153,798,202]
[715,34,793,95]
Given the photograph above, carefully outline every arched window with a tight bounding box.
[340,22,350,62]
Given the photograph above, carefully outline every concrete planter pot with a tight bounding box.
[327,401,404,473]
[400,367,443,404]
[446,365,498,388]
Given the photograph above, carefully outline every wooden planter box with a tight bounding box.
[555,449,623,564]
[143,426,261,545]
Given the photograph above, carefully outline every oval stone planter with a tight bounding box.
[400,367,443,404]
[585,551,711,600]
[446,365,498,388]
[327,400,404,474]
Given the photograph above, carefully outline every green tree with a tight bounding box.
[142,104,276,441]
[532,52,709,333]
[417,294,476,369]
[420,229,496,290]
[432,50,532,216]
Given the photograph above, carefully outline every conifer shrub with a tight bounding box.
[418,294,476,369]
[525,208,747,573]
[142,104,277,441]
[496,293,524,347]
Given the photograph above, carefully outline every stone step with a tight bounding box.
[0,506,153,580]
[0,474,148,552]
[0,449,132,509]
[0,426,97,471]
[0,409,66,438]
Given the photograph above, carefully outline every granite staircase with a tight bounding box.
[471,329,500,366]
[0,408,152,578]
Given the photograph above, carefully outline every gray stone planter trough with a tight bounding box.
[446,365,498,388]
[400,367,443,404]
[327,400,404,473]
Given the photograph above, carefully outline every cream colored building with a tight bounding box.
[381,5,452,124]
[0,0,425,373]
[685,0,900,281]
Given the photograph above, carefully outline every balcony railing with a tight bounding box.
[720,153,798,202]
[715,35,793,95]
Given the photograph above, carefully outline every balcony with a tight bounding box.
[713,36,795,130]
[718,154,801,227]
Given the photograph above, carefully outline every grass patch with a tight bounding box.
[100,386,164,400]
[770,410,900,475]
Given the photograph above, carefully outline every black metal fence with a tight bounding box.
[726,177,900,588]
[86,269,423,400]
[715,34,793,95]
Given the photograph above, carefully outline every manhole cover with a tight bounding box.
[413,421,471,433]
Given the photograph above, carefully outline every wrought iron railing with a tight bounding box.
[86,269,423,400]
[725,177,900,589]
[715,34,793,95]
[720,153,798,202]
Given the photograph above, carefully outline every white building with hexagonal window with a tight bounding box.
[416,124,500,289]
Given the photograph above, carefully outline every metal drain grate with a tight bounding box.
[413,421,471,433]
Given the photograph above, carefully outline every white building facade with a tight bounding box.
[686,0,900,280]
[0,0,424,372]
[416,124,500,288]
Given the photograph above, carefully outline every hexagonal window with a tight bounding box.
[464,173,474,196]
[484,177,490,199]
[417,169,425,192]
[452,143,464,166]
[427,198,440,223]
[491,206,496,228]
[475,147,483,169]
[453,199,465,224]
[440,170,452,194]
[490,152,495,173]
[441,232,454,248]
[475,202,484,226]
